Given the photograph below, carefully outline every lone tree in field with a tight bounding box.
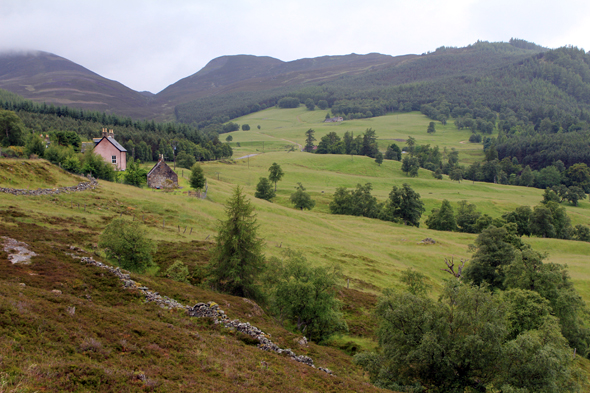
[99,217,156,273]
[290,183,315,210]
[190,163,206,190]
[304,128,316,152]
[375,152,384,166]
[268,162,284,192]
[255,177,275,201]
[207,186,265,300]
[427,121,436,134]
[242,124,250,131]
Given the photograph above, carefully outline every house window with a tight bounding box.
[112,155,117,164]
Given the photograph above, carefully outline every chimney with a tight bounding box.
[159,154,164,162]
[102,128,107,137]
[109,129,114,138]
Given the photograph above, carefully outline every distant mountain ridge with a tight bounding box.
[155,53,401,108]
[0,51,152,118]
[0,41,553,123]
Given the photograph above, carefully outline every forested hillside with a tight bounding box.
[4,40,590,175]
[0,89,232,176]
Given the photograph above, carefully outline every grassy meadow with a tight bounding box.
[2,107,589,302]
[226,107,485,164]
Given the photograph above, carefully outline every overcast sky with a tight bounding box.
[3,0,590,94]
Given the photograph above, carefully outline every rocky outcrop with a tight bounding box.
[0,176,98,196]
[73,253,333,375]
[2,236,37,264]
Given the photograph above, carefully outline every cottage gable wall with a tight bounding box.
[147,158,178,189]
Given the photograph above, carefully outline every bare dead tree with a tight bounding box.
[441,257,467,280]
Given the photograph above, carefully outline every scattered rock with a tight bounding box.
[19,283,26,287]
[51,289,62,295]
[75,252,333,375]
[418,237,436,245]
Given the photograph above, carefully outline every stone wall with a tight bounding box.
[147,161,178,189]
[71,250,333,375]
[0,176,98,196]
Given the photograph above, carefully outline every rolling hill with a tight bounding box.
[0,40,549,123]
[0,51,152,118]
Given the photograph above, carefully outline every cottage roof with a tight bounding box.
[96,136,127,152]
[147,158,174,177]
[147,161,162,177]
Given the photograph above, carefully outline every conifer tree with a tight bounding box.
[207,187,265,300]
[190,163,206,190]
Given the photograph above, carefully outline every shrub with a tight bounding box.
[265,250,347,343]
[165,261,189,283]
[98,218,156,273]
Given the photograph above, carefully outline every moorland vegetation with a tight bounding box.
[3,39,590,391]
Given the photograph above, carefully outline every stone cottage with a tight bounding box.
[147,155,178,189]
[93,128,127,171]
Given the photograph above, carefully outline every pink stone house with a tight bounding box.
[93,128,127,171]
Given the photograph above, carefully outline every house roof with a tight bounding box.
[96,136,127,152]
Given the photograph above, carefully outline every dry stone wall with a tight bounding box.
[71,251,333,375]
[0,176,98,196]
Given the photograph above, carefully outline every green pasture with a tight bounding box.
[6,155,590,302]
[226,107,485,164]
[127,106,590,302]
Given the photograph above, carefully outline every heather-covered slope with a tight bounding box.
[0,51,152,118]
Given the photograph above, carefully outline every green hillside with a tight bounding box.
[2,83,590,391]
[2,141,590,390]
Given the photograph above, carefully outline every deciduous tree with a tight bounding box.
[427,121,436,134]
[304,128,316,152]
[268,162,284,192]
[265,250,347,343]
[124,158,148,187]
[355,280,578,392]
[425,199,456,231]
[0,110,24,147]
[255,177,275,201]
[289,183,315,210]
[382,183,424,227]
[374,151,383,166]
